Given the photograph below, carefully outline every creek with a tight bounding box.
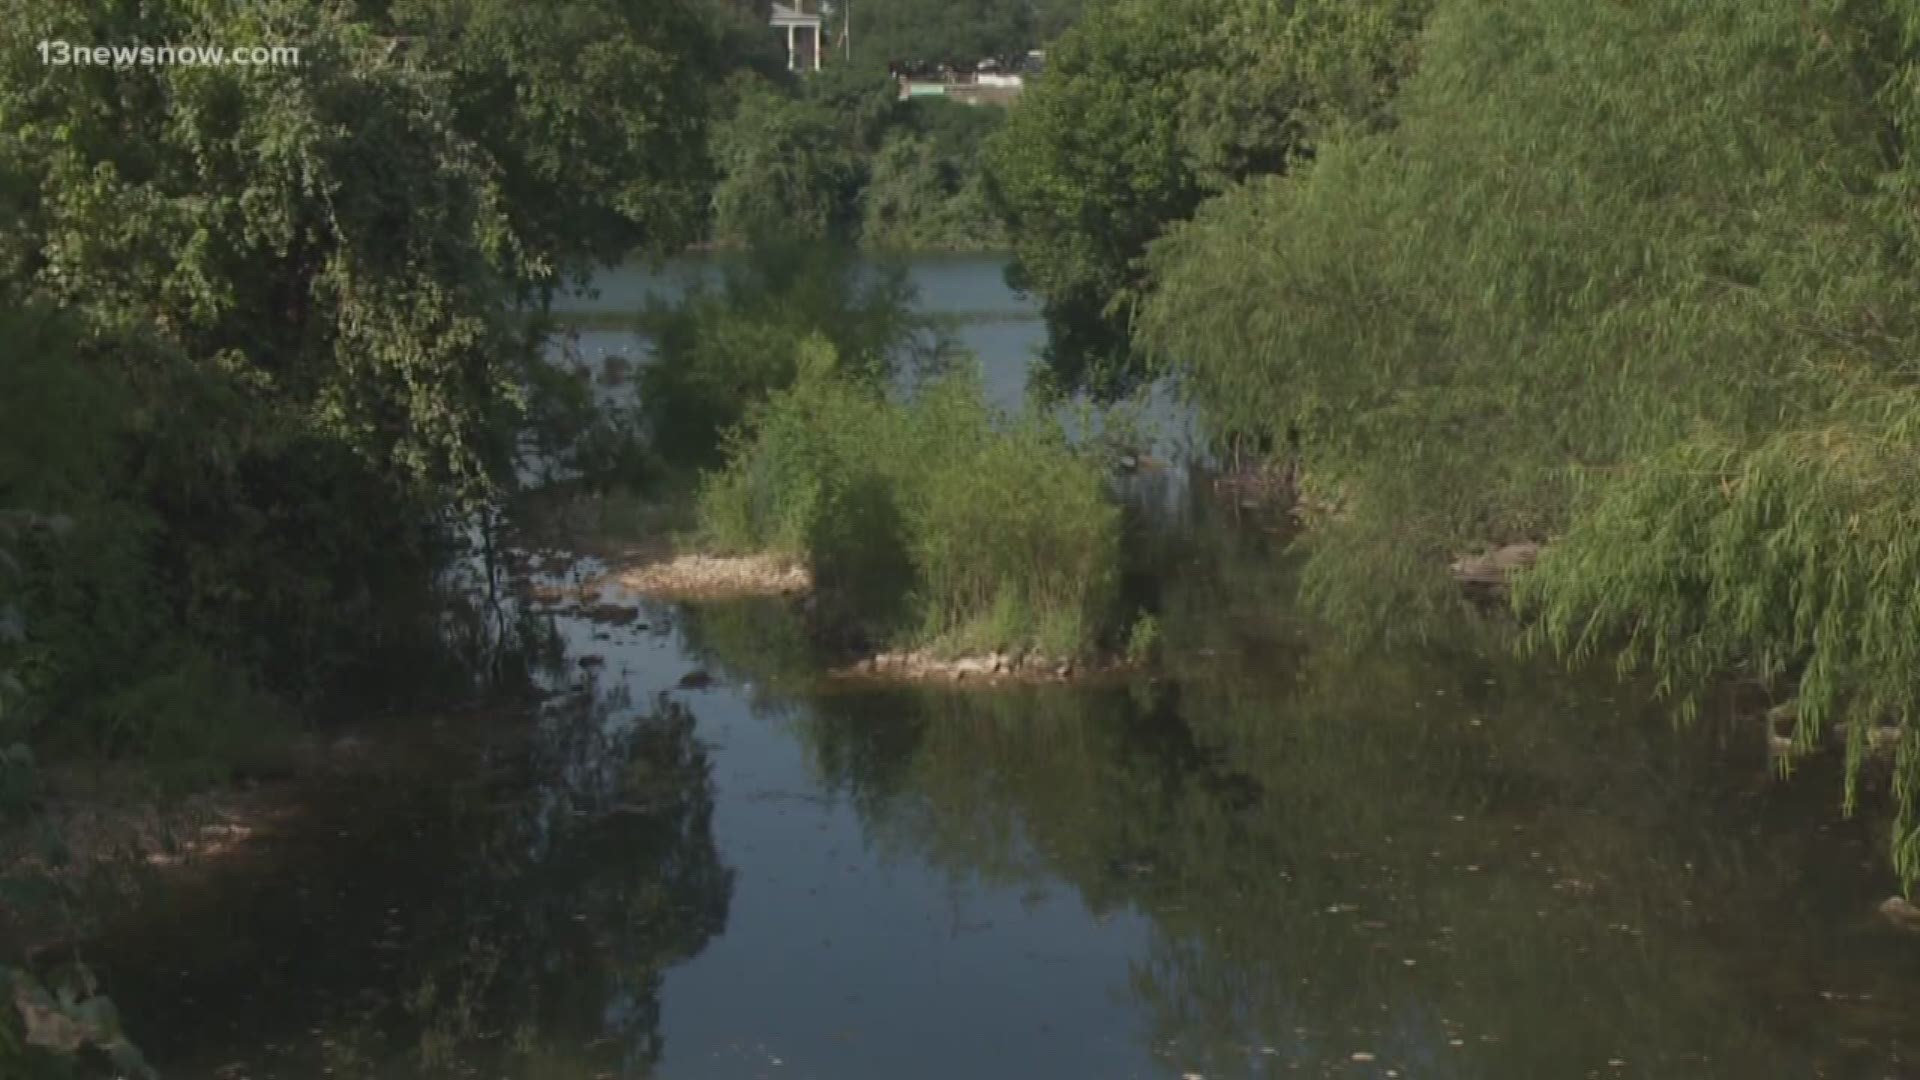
[88,255,1920,1080]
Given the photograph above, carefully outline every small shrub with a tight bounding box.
[907,403,1119,654]
[597,354,633,387]
[1124,612,1162,665]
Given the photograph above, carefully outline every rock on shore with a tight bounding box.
[835,649,1117,685]
[1449,541,1541,588]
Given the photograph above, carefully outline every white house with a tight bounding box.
[770,1,823,71]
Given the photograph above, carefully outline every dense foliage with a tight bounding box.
[985,0,1430,395]
[861,98,1008,251]
[0,1,750,1068]
[1137,0,1920,878]
[710,75,868,242]
[841,0,1035,66]
[0,0,737,761]
[698,342,1122,656]
[709,66,1008,251]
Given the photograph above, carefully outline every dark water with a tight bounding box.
[92,491,1920,1080]
[84,261,1920,1079]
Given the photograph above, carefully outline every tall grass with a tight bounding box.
[698,338,1122,657]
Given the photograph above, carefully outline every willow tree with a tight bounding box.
[1139,0,1920,879]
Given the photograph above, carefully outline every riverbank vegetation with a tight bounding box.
[0,0,764,1066]
[696,337,1124,658]
[0,0,765,771]
[1115,0,1920,881]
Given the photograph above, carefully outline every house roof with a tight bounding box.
[770,2,821,25]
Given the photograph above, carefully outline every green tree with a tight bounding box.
[710,76,866,242]
[0,0,731,748]
[985,0,1430,396]
[845,0,1034,65]
[861,99,1009,250]
[1030,0,1085,42]
[385,0,730,286]
[708,64,1010,252]
[1137,0,1920,879]
[800,60,906,152]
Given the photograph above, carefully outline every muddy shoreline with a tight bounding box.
[506,513,1147,687]
[0,699,537,963]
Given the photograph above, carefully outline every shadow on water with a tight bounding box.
[694,494,1920,1079]
[87,563,735,1077]
[80,487,1920,1079]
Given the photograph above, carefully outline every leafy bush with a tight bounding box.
[861,131,1008,253]
[1124,612,1162,665]
[698,343,1121,656]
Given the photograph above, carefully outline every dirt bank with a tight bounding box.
[615,552,811,600]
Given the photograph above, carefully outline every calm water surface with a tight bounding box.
[88,260,1920,1080]
[544,251,1192,450]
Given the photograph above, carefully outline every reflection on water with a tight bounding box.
[549,252,1039,321]
[94,492,1920,1079]
[545,252,1044,414]
[92,606,734,1078]
[544,251,1199,455]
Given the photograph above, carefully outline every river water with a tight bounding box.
[544,251,1048,412]
[90,257,1920,1079]
[542,251,1199,460]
